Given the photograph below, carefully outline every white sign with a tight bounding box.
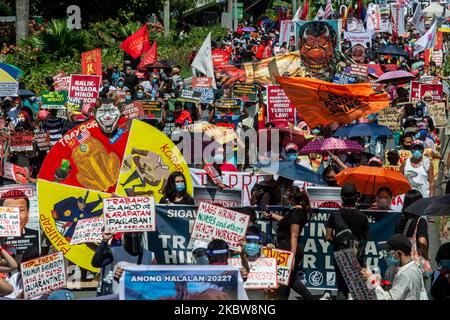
[0,206,20,237]
[70,217,104,245]
[261,247,295,286]
[229,257,278,289]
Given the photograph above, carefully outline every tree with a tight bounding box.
[15,0,29,45]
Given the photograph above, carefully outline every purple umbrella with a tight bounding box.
[299,137,364,155]
[375,70,415,84]
[242,27,256,32]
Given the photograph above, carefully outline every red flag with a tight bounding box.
[137,41,158,70]
[119,25,150,59]
[81,48,102,75]
[300,0,309,20]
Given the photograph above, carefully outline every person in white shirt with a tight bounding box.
[362,234,428,300]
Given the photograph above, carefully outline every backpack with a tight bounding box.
[333,209,361,258]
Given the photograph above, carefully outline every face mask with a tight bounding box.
[136,92,144,99]
[412,150,423,159]
[439,259,450,269]
[118,81,124,87]
[287,153,298,161]
[194,255,209,265]
[175,182,185,192]
[125,96,132,101]
[214,154,224,164]
[376,198,391,210]
[153,79,158,83]
[312,129,320,134]
[386,252,400,267]
[244,243,261,257]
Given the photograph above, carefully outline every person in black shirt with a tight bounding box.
[263,186,314,300]
[159,172,194,205]
[394,189,429,260]
[326,183,370,300]
[430,243,450,300]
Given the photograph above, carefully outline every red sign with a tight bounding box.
[2,162,28,184]
[119,25,150,59]
[53,73,70,92]
[266,85,296,128]
[121,102,144,119]
[192,77,213,88]
[68,74,102,114]
[82,48,102,75]
[410,81,422,101]
[419,84,443,102]
[212,49,231,66]
[9,131,34,152]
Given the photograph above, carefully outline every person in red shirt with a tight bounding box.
[255,41,265,60]
[174,101,193,127]
[204,146,237,189]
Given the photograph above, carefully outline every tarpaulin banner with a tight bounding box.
[193,186,242,207]
[299,208,402,291]
[277,77,390,128]
[211,49,231,66]
[0,184,41,254]
[120,265,242,300]
[266,85,296,128]
[81,48,102,76]
[9,131,34,152]
[68,74,101,113]
[344,31,374,48]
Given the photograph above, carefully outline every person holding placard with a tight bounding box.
[0,243,18,273]
[159,172,194,205]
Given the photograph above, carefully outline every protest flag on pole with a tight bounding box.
[300,0,309,20]
[191,32,216,89]
[410,3,425,34]
[119,24,151,59]
[137,41,158,71]
[414,20,437,56]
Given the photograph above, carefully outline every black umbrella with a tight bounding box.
[403,194,450,216]
[145,60,174,69]
[375,45,409,58]
[18,89,36,98]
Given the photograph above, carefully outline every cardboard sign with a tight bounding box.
[192,77,213,88]
[377,107,401,131]
[261,247,295,286]
[53,74,70,92]
[34,132,51,151]
[103,196,156,233]
[178,89,201,103]
[419,84,443,102]
[266,85,296,128]
[139,100,162,119]
[427,102,447,127]
[41,90,68,107]
[232,84,257,102]
[68,74,101,112]
[70,217,104,245]
[121,102,144,119]
[9,131,34,152]
[229,257,278,289]
[431,50,443,66]
[349,64,369,78]
[0,206,21,237]
[191,202,250,251]
[192,88,215,104]
[21,252,66,299]
[193,186,242,207]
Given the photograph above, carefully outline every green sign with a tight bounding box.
[41,90,68,106]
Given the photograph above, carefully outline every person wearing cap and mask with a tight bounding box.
[110,64,124,87]
[361,234,428,300]
[191,240,209,265]
[92,230,156,296]
[415,121,436,153]
[401,140,435,198]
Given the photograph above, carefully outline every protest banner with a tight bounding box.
[348,64,369,78]
[410,81,422,101]
[211,49,231,66]
[193,186,242,207]
[0,184,41,254]
[21,252,66,299]
[333,73,357,84]
[377,106,401,131]
[139,100,162,119]
[216,98,241,109]
[191,202,250,251]
[192,87,215,104]
[68,74,101,113]
[266,85,296,128]
[2,161,28,184]
[103,196,156,233]
[53,74,70,92]
[229,258,278,289]
[427,102,447,127]
[232,83,257,102]
[343,31,373,48]
[261,247,295,286]
[0,82,18,97]
[9,131,34,152]
[419,83,443,102]
[0,207,21,237]
[334,248,375,300]
[41,90,68,108]
[120,265,243,300]
[34,132,51,151]
[192,77,213,88]
[121,102,144,119]
[70,217,104,245]
[81,48,102,75]
[178,89,201,103]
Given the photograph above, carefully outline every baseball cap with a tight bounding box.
[285,143,299,152]
[341,183,357,201]
[368,156,383,166]
[192,240,208,253]
[411,140,424,149]
[378,234,411,254]
[47,290,74,300]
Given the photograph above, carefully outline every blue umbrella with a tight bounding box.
[252,160,327,185]
[333,123,393,138]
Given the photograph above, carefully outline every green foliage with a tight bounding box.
[0,0,13,15]
[443,54,450,77]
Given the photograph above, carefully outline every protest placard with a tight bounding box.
[66,97,83,112]
[193,186,242,207]
[120,265,243,300]
[0,206,20,237]
[266,85,296,127]
[410,81,423,101]
[229,257,278,289]
[121,102,144,119]
[2,161,28,184]
[70,217,104,245]
[192,88,215,104]
[191,202,250,251]
[333,73,357,84]
[232,83,257,102]
[377,107,401,131]
[306,186,342,209]
[261,247,295,286]
[419,83,443,102]
[192,77,213,88]
[53,74,70,92]
[178,89,201,103]
[103,196,156,233]
[139,100,162,119]
[9,131,34,152]
[68,74,101,112]
[41,90,68,108]
[349,64,369,78]
[34,132,51,151]
[21,252,66,299]
[211,49,231,66]
[432,50,443,66]
[427,102,447,127]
